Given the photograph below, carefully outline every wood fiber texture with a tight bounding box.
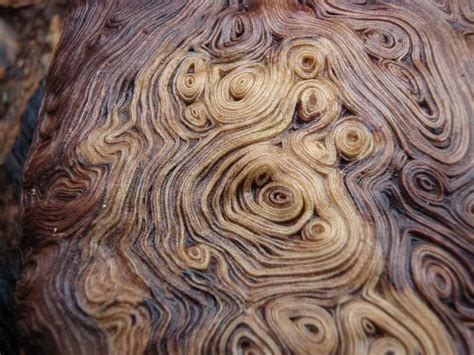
[16,0,473,354]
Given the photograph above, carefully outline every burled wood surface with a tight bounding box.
[16,1,473,354]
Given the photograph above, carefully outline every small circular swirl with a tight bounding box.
[217,65,265,107]
[293,48,322,79]
[295,79,340,128]
[412,244,469,304]
[183,102,213,132]
[362,319,377,335]
[255,181,303,223]
[176,57,207,103]
[338,300,423,354]
[219,317,280,355]
[298,86,320,122]
[281,37,329,79]
[334,118,373,159]
[428,263,453,300]
[203,12,272,63]
[302,219,333,242]
[381,61,422,101]
[359,23,410,60]
[370,337,408,355]
[205,61,295,126]
[229,71,256,101]
[224,156,310,237]
[265,296,338,354]
[184,244,211,271]
[411,244,473,353]
[401,161,445,204]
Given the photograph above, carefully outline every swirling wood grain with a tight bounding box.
[16,0,473,354]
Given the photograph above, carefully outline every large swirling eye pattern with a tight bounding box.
[16,1,473,354]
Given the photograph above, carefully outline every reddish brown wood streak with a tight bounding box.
[16,0,473,354]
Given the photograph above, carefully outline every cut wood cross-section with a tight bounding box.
[16,1,473,354]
